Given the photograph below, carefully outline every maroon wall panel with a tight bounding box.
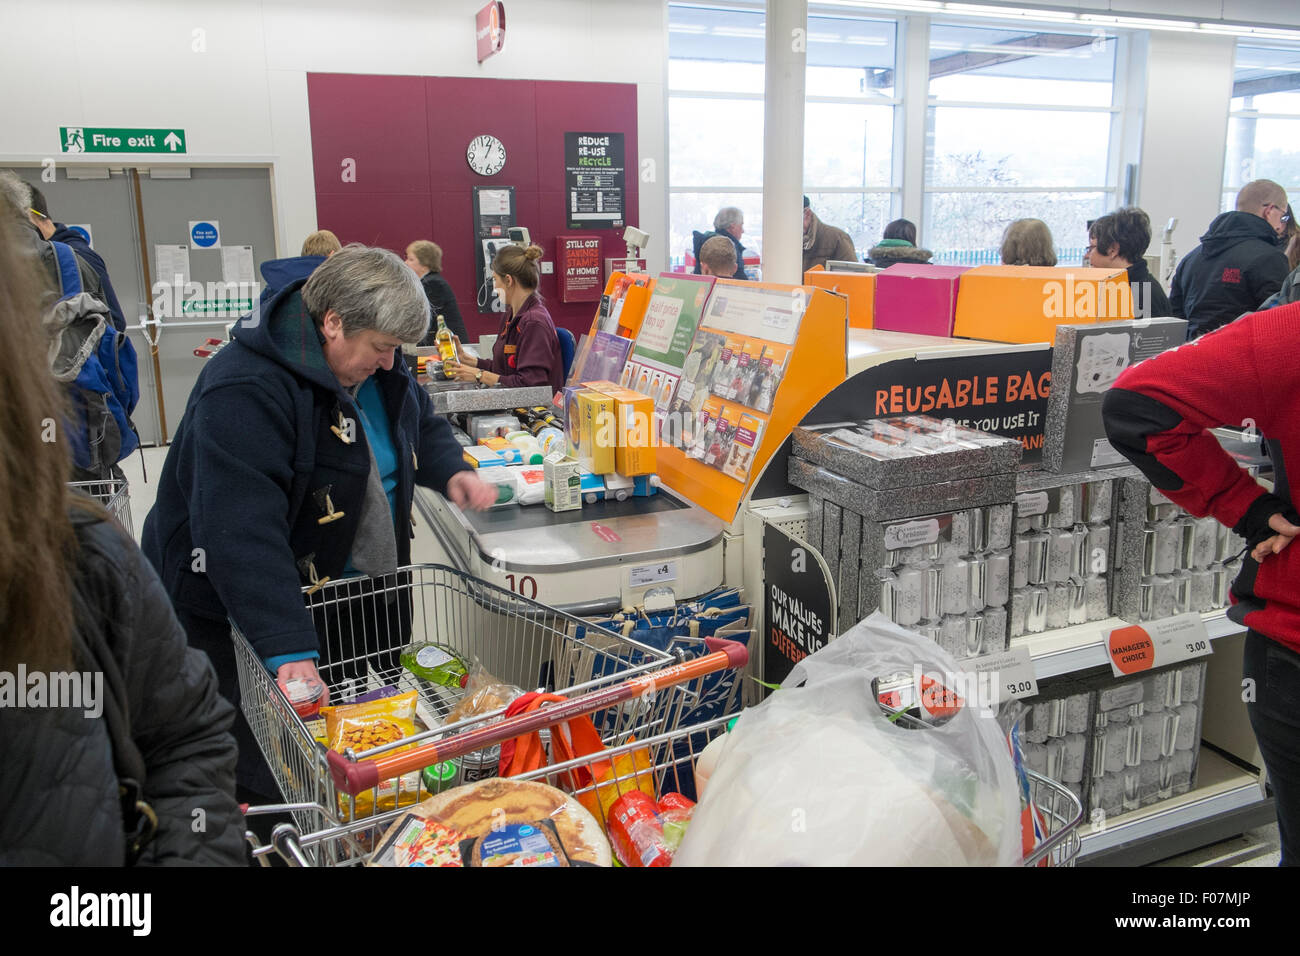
[308,74,430,198]
[308,72,638,339]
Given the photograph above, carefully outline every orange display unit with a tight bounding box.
[656,281,848,524]
[803,266,875,330]
[952,265,1134,344]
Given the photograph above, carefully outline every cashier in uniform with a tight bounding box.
[141,246,498,801]
[445,243,565,393]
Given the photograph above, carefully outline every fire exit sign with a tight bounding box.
[60,127,187,154]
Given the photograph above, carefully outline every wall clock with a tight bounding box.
[467,134,506,176]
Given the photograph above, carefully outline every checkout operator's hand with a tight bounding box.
[276,659,330,706]
[446,360,500,385]
[446,470,500,511]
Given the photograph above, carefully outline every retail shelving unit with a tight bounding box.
[1014,612,1273,866]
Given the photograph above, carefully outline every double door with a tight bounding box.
[19,164,277,445]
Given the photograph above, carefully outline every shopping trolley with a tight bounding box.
[67,477,133,537]
[233,563,733,865]
[245,714,1081,867]
[243,709,736,867]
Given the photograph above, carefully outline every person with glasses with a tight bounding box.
[1086,207,1173,318]
[1169,179,1291,340]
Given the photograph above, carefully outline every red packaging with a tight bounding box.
[607,791,671,868]
[657,793,695,814]
[277,677,325,719]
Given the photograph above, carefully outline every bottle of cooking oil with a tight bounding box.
[434,315,457,375]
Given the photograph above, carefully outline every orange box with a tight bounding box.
[803,268,876,330]
[612,389,657,476]
[953,265,1134,344]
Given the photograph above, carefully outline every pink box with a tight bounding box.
[873,264,971,337]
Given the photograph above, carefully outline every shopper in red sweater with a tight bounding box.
[1102,300,1300,866]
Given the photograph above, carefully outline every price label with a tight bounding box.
[630,561,677,588]
[883,518,940,550]
[1015,492,1050,518]
[959,645,1040,703]
[1105,613,1213,678]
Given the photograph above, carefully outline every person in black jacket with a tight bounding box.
[1086,207,1173,318]
[692,206,749,280]
[406,240,468,342]
[0,213,245,865]
[1170,179,1290,339]
[27,182,129,334]
[141,246,497,801]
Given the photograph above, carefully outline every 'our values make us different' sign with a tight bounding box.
[764,523,835,687]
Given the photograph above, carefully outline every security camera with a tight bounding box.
[623,226,649,257]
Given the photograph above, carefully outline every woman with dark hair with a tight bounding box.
[446,243,565,392]
[1087,207,1173,318]
[0,214,246,865]
[867,218,933,266]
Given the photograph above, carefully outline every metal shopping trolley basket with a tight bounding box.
[232,563,723,865]
[68,477,132,537]
[246,712,1079,867]
[245,704,741,867]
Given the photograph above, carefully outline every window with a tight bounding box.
[1223,42,1300,214]
[668,5,897,272]
[924,22,1119,265]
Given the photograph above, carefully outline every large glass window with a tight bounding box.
[668,5,898,272]
[1223,42,1300,213]
[924,22,1118,265]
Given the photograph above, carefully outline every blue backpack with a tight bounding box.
[48,241,141,475]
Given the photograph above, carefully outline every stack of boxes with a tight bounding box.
[1020,661,1208,816]
[1081,662,1207,817]
[1112,478,1248,621]
[552,380,658,512]
[1010,470,1124,638]
[789,415,1022,658]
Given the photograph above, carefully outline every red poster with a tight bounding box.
[476,2,506,63]
[559,234,604,303]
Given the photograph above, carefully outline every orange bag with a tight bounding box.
[499,692,655,822]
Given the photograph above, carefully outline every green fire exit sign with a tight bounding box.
[60,127,187,154]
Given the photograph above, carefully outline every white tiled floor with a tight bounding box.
[118,444,170,543]
[115,441,1283,868]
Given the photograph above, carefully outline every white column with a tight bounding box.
[898,15,930,232]
[760,0,807,284]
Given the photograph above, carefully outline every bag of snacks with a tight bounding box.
[321,690,424,818]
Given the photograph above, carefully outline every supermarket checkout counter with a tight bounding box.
[414,378,726,616]
[413,484,725,616]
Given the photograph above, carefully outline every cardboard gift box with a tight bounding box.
[873,264,970,337]
[953,265,1134,345]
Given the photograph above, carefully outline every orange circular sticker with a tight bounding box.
[1108,625,1154,675]
[920,675,963,719]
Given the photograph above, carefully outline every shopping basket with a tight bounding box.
[232,563,726,864]
[67,477,132,538]
[245,716,1082,867]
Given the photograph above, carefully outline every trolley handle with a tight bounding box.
[327,637,748,796]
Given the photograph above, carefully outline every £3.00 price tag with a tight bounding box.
[959,645,1040,703]
[1105,613,1213,678]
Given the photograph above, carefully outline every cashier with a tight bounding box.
[446,243,565,393]
[141,245,497,802]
